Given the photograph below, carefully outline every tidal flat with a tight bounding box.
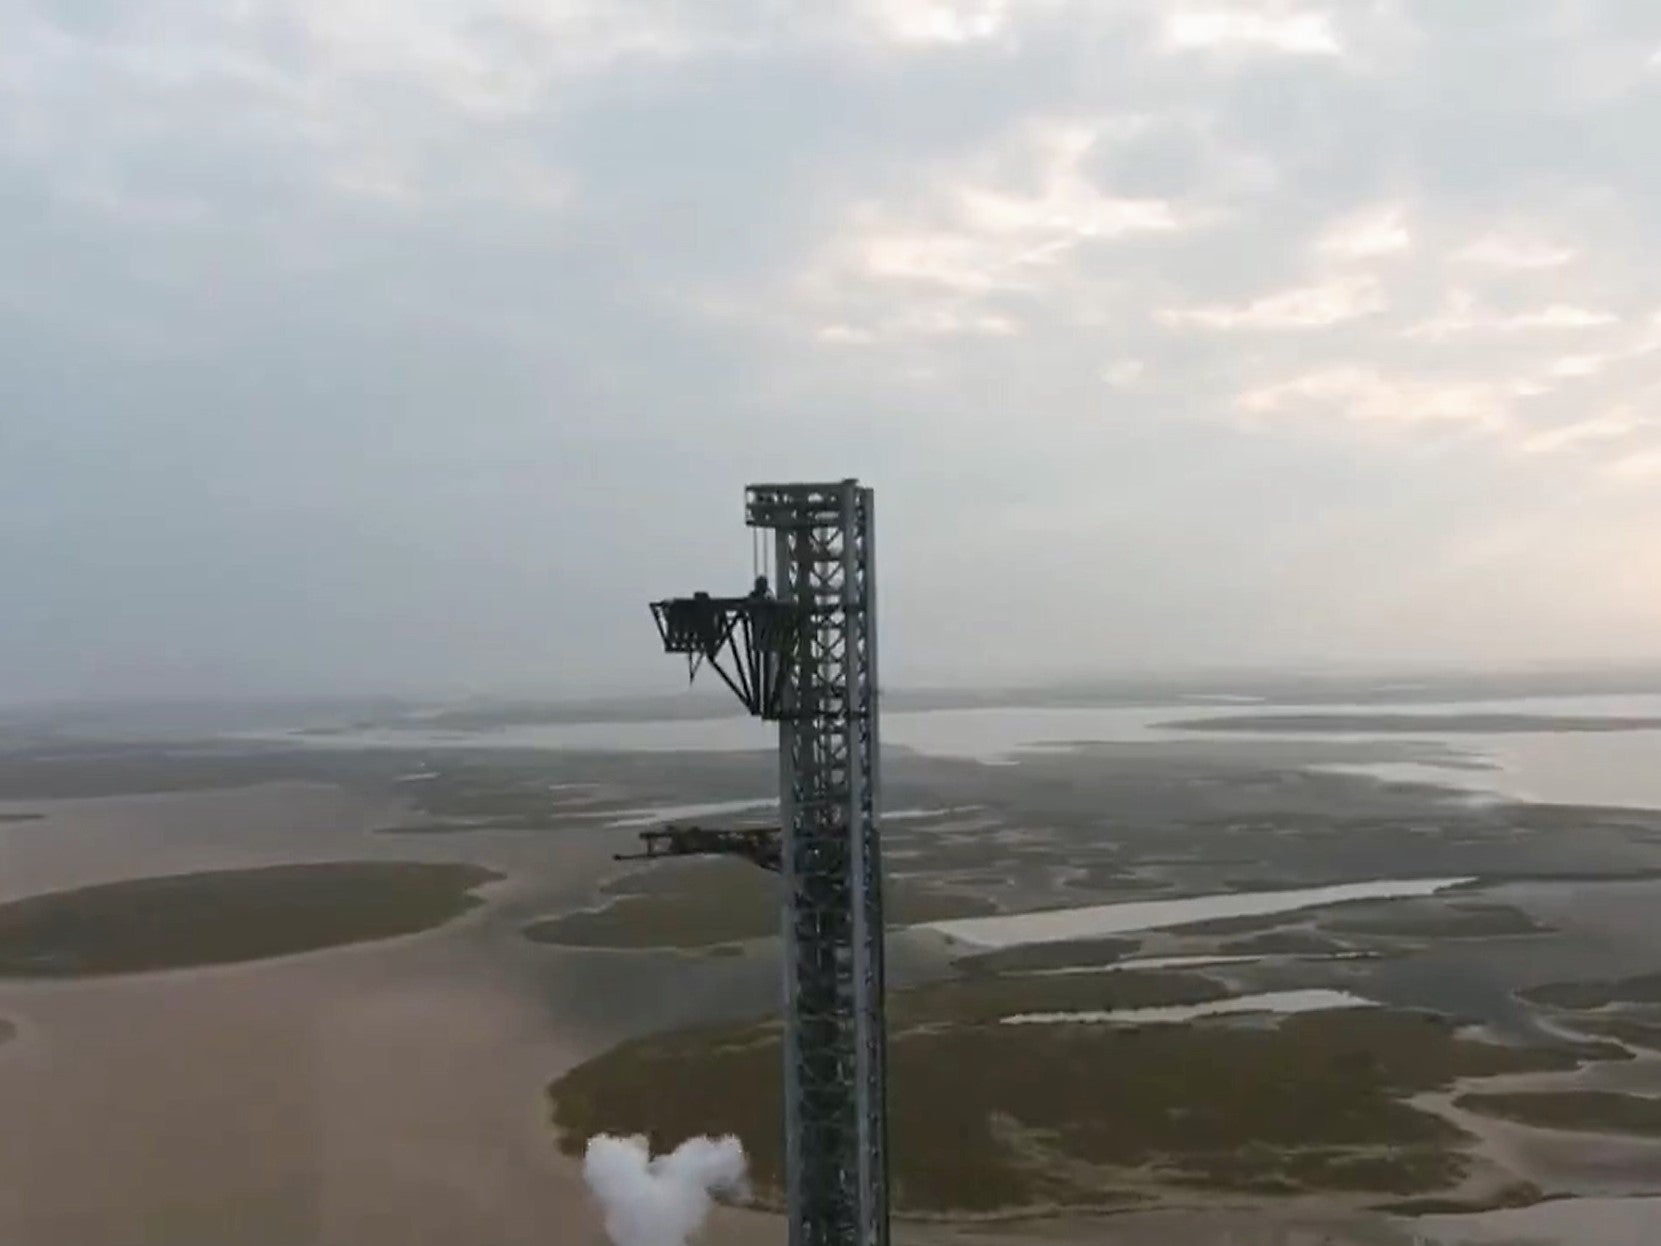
[7,704,1661,1244]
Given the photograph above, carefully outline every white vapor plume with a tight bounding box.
[583,1133,750,1246]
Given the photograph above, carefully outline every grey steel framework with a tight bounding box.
[645,479,887,1246]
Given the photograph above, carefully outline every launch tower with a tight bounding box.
[645,480,887,1246]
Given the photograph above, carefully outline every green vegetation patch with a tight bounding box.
[1167,911,1301,937]
[1456,1091,1661,1136]
[891,968,1225,1027]
[901,841,1056,872]
[1375,1182,1546,1216]
[394,771,622,831]
[1522,973,1661,1009]
[1563,1016,1661,1053]
[1323,903,1548,940]
[1220,930,1349,956]
[0,861,499,978]
[524,857,995,949]
[410,773,576,823]
[1061,862,1170,893]
[955,936,1140,975]
[550,1001,1595,1214]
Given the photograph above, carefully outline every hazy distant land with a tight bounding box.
[1165,713,1661,734]
[275,666,1661,734]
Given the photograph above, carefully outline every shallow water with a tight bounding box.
[0,783,763,1246]
[0,768,821,1245]
[1314,731,1661,810]
[1002,988,1374,1026]
[1029,954,1270,975]
[926,877,1473,949]
[1414,1194,1661,1244]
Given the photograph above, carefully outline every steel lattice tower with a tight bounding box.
[645,480,887,1246]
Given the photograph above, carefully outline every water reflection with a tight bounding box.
[1002,988,1374,1026]
[927,877,1472,949]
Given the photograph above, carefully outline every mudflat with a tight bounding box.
[6,727,1661,1245]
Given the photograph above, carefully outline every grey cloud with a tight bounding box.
[5,1,1661,703]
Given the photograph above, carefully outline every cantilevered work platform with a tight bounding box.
[649,587,798,721]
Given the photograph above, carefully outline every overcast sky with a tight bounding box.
[5,1,1661,702]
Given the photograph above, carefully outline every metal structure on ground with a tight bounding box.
[638,480,887,1246]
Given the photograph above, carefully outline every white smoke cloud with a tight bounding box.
[583,1133,750,1246]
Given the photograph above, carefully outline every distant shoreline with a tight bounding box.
[1164,713,1661,734]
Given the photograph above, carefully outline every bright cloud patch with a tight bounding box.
[1405,293,1618,339]
[1103,358,1147,388]
[294,0,727,114]
[1237,367,1534,431]
[799,117,1188,340]
[867,0,1025,44]
[1456,233,1577,269]
[1157,276,1385,330]
[1316,206,1411,259]
[1161,8,1341,56]
[1520,407,1658,455]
